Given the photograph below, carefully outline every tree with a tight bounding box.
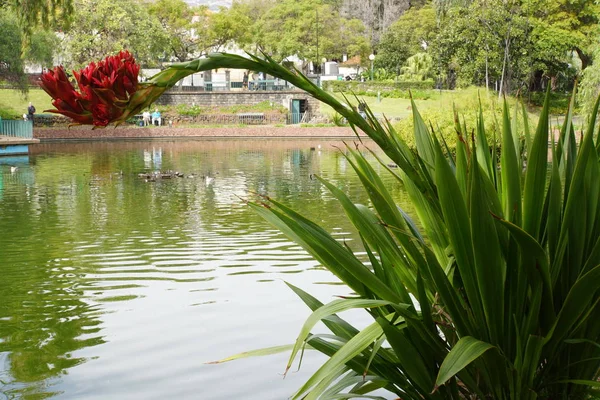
[432,1,531,92]
[428,0,598,92]
[523,0,600,71]
[578,41,600,114]
[399,52,434,81]
[207,3,253,51]
[0,0,72,27]
[0,1,68,90]
[255,0,369,67]
[63,0,170,69]
[375,5,437,74]
[148,0,208,62]
[0,7,25,86]
[24,28,60,71]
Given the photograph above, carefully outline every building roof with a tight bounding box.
[340,55,362,67]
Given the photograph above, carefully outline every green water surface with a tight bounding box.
[0,139,410,399]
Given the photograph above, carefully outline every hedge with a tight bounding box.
[323,80,435,93]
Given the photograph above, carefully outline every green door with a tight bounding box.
[291,99,301,124]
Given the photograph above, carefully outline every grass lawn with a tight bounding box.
[0,88,53,119]
[321,95,414,120]
[321,87,523,121]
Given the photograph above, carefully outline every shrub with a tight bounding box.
[324,80,436,93]
[220,100,286,114]
[176,104,204,116]
[394,88,537,149]
[0,108,16,119]
[250,89,600,400]
[195,54,600,400]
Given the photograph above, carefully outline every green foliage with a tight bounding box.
[375,5,437,74]
[175,104,204,116]
[527,90,574,115]
[174,52,600,399]
[148,0,206,62]
[64,0,170,69]
[579,44,600,115]
[208,3,254,51]
[1,0,72,30]
[523,0,600,70]
[394,89,505,148]
[165,101,286,117]
[332,112,348,126]
[255,0,369,65]
[218,100,286,114]
[324,80,436,93]
[432,1,531,92]
[0,107,13,119]
[148,0,255,62]
[24,28,60,69]
[0,7,61,91]
[430,0,600,92]
[0,8,25,88]
[399,52,434,81]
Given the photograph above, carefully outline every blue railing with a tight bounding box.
[0,118,33,138]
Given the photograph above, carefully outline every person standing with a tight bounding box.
[142,110,151,126]
[242,71,248,90]
[27,102,36,126]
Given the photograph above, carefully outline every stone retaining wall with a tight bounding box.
[156,91,321,114]
[34,126,362,140]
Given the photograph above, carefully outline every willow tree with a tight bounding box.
[2,0,73,30]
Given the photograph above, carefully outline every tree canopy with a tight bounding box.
[64,0,169,68]
[255,0,369,69]
[2,0,599,99]
[375,0,599,94]
[2,0,73,29]
[375,5,437,75]
[148,0,207,62]
[0,7,25,85]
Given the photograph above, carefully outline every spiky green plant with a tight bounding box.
[175,53,600,400]
[48,51,600,399]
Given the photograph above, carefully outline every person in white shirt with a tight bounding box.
[142,111,151,126]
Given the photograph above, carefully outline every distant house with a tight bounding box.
[339,55,365,80]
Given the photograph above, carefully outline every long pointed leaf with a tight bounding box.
[435,336,495,388]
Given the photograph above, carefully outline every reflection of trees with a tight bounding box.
[29,139,413,234]
[0,190,105,398]
[0,139,415,396]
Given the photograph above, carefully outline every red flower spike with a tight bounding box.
[40,50,141,127]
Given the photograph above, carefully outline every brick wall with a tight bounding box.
[34,126,360,140]
[156,91,321,114]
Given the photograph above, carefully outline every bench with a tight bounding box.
[237,113,265,124]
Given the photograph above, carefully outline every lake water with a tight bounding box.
[0,139,408,399]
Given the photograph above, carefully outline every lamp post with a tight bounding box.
[369,53,375,81]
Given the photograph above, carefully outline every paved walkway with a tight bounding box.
[34,126,363,140]
[0,135,40,144]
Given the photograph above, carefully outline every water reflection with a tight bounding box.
[0,139,410,399]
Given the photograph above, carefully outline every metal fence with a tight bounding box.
[166,79,298,93]
[166,112,320,126]
[0,118,33,138]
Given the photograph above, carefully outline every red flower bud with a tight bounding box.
[40,51,141,127]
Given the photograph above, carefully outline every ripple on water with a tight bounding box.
[0,140,406,399]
